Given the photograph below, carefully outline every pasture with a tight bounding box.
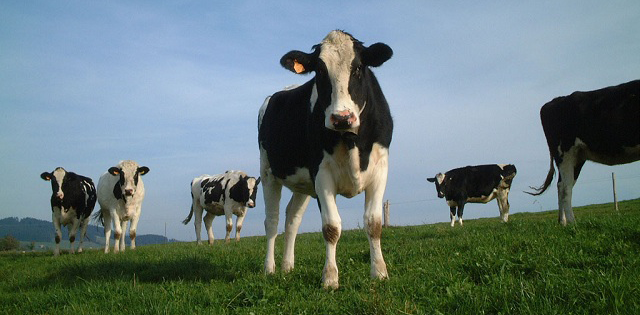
[1,199,639,314]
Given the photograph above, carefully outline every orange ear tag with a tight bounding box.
[293,59,305,73]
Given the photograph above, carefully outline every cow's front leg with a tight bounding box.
[203,212,215,245]
[68,218,81,254]
[457,203,465,226]
[496,188,510,223]
[262,175,282,274]
[449,207,456,227]
[129,213,141,250]
[235,214,246,242]
[112,212,123,253]
[119,220,128,252]
[223,205,234,243]
[282,193,311,272]
[316,172,341,290]
[364,167,389,281]
[52,210,62,256]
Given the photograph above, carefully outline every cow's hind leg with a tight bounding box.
[68,219,81,254]
[262,176,282,274]
[364,168,389,281]
[556,158,583,225]
[193,203,204,244]
[203,212,215,245]
[78,217,90,253]
[282,193,311,272]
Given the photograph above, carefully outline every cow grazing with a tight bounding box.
[527,80,640,225]
[40,167,97,255]
[93,160,149,253]
[182,171,260,244]
[258,30,394,289]
[427,164,517,227]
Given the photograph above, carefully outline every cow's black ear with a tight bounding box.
[426,177,436,183]
[362,43,392,67]
[138,166,150,175]
[280,50,315,74]
[41,172,52,181]
[108,167,120,176]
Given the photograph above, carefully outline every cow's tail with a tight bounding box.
[182,205,194,225]
[91,209,105,227]
[525,154,555,196]
[182,184,195,225]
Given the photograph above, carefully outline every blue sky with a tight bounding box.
[1,1,639,241]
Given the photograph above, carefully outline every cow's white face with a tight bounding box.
[427,173,446,198]
[279,30,392,133]
[41,167,68,201]
[52,168,66,200]
[318,31,360,131]
[108,160,149,201]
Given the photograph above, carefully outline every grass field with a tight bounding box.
[1,199,639,314]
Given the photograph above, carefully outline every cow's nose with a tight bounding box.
[124,189,134,196]
[248,201,255,208]
[330,111,356,130]
[56,192,64,200]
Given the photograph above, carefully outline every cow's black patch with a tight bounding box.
[203,178,226,205]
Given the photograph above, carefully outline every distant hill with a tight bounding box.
[0,217,179,246]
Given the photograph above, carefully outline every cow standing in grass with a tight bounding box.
[93,160,150,253]
[258,30,394,289]
[183,171,260,244]
[527,80,639,225]
[41,167,97,255]
[427,164,517,227]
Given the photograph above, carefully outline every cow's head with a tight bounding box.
[229,176,261,208]
[41,167,73,202]
[280,30,392,133]
[427,173,446,198]
[108,160,149,200]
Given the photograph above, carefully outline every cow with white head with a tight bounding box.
[93,160,149,253]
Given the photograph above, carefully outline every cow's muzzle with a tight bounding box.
[124,189,134,197]
[330,110,357,130]
[247,201,256,208]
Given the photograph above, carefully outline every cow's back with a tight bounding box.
[541,80,640,157]
[445,165,503,199]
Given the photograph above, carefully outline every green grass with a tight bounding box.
[1,199,639,314]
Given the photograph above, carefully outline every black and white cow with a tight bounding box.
[182,171,260,244]
[427,164,517,227]
[41,167,97,255]
[527,80,640,225]
[93,160,149,253]
[258,30,393,289]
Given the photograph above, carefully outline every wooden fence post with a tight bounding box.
[612,172,619,211]
[383,200,390,227]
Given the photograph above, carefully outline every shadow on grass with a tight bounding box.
[13,246,263,291]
